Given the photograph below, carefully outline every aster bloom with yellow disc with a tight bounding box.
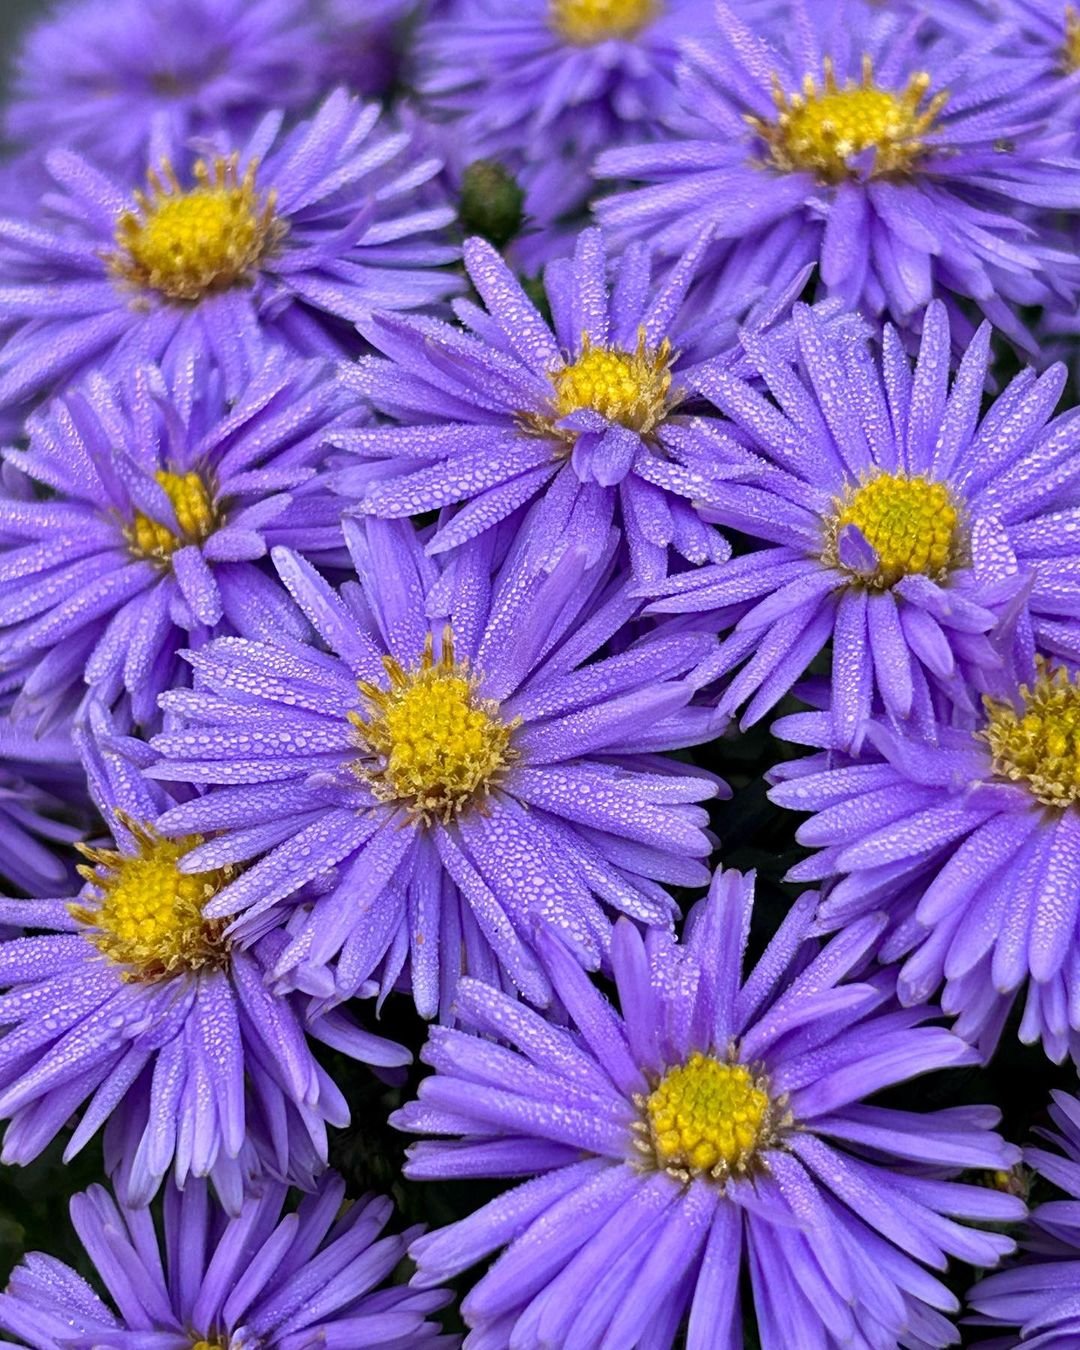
[147,516,723,1019]
[4,0,323,178]
[0,1172,450,1349]
[338,227,794,586]
[648,301,1080,748]
[595,0,1080,352]
[391,867,1023,1348]
[969,1090,1080,1344]
[0,348,359,730]
[768,658,1080,1063]
[414,0,707,259]
[0,88,458,418]
[0,709,409,1214]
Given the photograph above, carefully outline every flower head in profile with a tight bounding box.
[4,0,323,177]
[392,867,1023,1349]
[340,227,801,586]
[148,516,723,1019]
[0,1171,449,1348]
[0,709,408,1212]
[649,301,1080,748]
[0,347,358,730]
[769,658,1080,1062]
[969,1090,1080,1344]
[0,89,458,417]
[415,0,705,252]
[595,0,1080,352]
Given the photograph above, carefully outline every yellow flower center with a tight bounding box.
[550,0,659,43]
[983,663,1080,809]
[69,819,233,981]
[826,472,961,589]
[350,628,519,824]
[1066,7,1080,72]
[549,330,675,436]
[127,469,217,562]
[110,154,282,303]
[751,56,946,184]
[639,1052,775,1180]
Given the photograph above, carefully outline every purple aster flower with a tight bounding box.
[768,658,1080,1062]
[148,516,724,1019]
[321,0,423,97]
[5,0,323,179]
[392,866,1024,1348]
[648,300,1080,748]
[969,1091,1080,1346]
[414,0,705,246]
[0,88,459,419]
[0,1171,451,1349]
[0,716,87,896]
[0,346,360,731]
[0,706,409,1213]
[339,227,809,586]
[595,0,1080,353]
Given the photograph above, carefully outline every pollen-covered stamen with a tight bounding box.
[110,154,284,302]
[632,1051,784,1182]
[536,328,675,445]
[69,816,234,981]
[751,55,946,184]
[127,468,218,562]
[550,0,659,44]
[350,628,519,824]
[824,471,962,589]
[983,663,1080,809]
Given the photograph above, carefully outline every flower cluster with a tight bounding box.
[2,0,1080,1346]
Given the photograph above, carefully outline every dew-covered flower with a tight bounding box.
[0,1171,450,1349]
[0,89,458,418]
[595,0,1080,352]
[392,867,1023,1348]
[969,1090,1080,1345]
[415,0,705,248]
[148,516,723,1019]
[0,709,408,1212]
[4,0,323,178]
[339,227,802,586]
[0,717,87,896]
[768,659,1080,1062]
[0,347,359,730]
[648,301,1080,748]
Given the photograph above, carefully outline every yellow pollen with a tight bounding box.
[825,471,961,589]
[127,469,217,562]
[546,329,675,438]
[982,663,1080,809]
[109,154,283,302]
[750,55,947,184]
[349,628,519,824]
[642,1052,774,1179]
[550,0,659,43]
[69,817,234,981]
[1066,7,1080,72]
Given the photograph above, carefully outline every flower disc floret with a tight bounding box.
[641,1051,775,1179]
[351,629,519,823]
[827,470,961,588]
[69,818,232,980]
[110,154,283,302]
[983,663,1080,809]
[127,468,217,561]
[548,329,674,437]
[1067,7,1080,72]
[750,57,946,185]
[550,0,659,44]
